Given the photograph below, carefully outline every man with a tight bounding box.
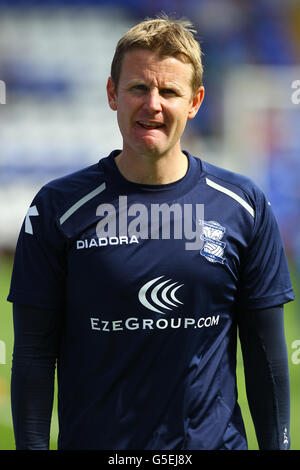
[8,16,294,450]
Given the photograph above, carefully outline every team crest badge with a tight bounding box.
[199,220,226,264]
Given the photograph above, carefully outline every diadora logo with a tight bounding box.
[138,276,184,314]
[199,220,226,264]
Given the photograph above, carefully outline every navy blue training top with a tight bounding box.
[8,150,295,450]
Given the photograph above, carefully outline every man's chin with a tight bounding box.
[134,139,166,158]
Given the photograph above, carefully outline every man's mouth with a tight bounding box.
[137,121,165,129]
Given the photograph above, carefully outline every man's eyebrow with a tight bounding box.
[126,79,184,92]
[126,79,150,88]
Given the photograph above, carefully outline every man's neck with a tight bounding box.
[114,149,189,185]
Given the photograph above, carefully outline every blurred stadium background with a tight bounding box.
[0,0,299,450]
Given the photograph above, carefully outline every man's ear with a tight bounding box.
[107,77,118,111]
[187,86,205,120]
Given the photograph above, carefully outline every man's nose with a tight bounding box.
[144,88,162,113]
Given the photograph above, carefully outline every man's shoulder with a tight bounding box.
[36,160,105,204]
[199,158,263,202]
[201,159,255,190]
[192,156,270,220]
[46,161,104,193]
[29,160,107,227]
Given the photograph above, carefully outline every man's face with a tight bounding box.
[107,48,204,160]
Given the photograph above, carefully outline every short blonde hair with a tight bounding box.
[111,15,204,95]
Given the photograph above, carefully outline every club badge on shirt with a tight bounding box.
[199,220,226,264]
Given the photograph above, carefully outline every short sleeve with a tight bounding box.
[7,186,66,310]
[238,190,295,310]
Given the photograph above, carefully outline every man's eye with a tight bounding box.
[132,85,147,92]
[161,89,176,96]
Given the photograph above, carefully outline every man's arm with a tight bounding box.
[237,305,290,450]
[11,303,61,450]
